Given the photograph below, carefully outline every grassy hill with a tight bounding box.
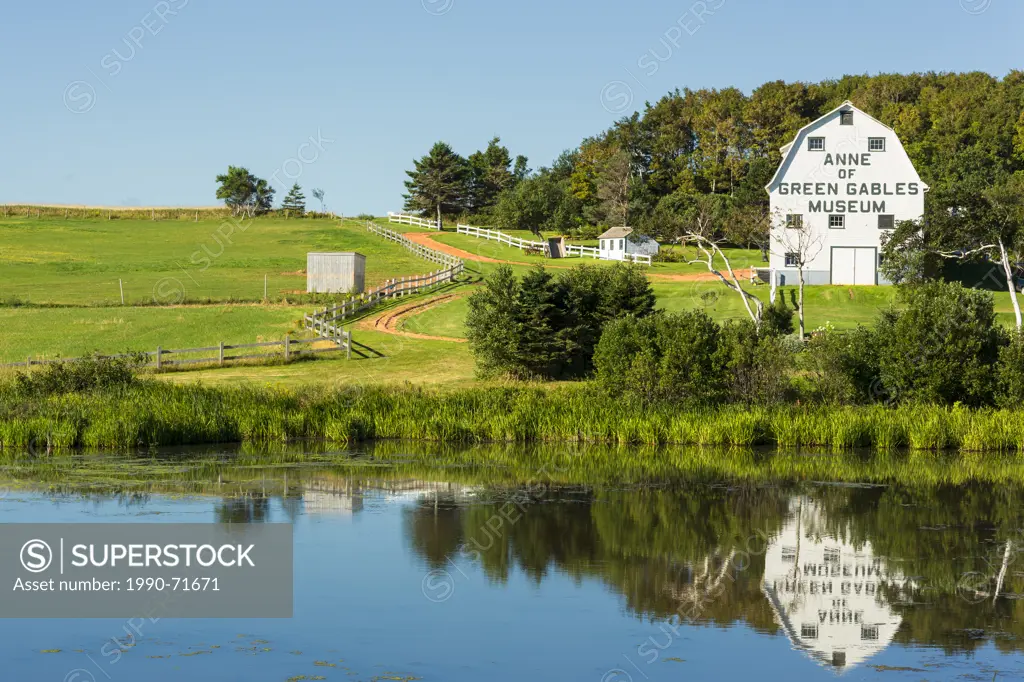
[0,216,434,305]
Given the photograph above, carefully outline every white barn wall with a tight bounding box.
[767,103,927,286]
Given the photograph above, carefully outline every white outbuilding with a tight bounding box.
[598,227,660,262]
[766,102,928,286]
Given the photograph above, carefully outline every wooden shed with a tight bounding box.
[307,252,366,294]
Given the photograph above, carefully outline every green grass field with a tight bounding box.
[2,215,1020,383]
[0,216,433,305]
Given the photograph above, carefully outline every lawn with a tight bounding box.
[0,216,435,305]
[0,304,304,363]
[158,328,476,388]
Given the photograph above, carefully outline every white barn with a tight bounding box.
[598,227,660,261]
[766,102,927,286]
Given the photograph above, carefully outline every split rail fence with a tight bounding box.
[8,337,351,369]
[387,212,440,230]
[303,222,465,337]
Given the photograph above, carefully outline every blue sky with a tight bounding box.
[0,0,1019,214]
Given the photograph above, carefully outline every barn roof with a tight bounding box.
[599,226,633,239]
[765,100,927,191]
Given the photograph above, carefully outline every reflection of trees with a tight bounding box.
[401,483,1024,652]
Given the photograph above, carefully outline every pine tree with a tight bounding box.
[281,184,306,216]
[403,142,469,229]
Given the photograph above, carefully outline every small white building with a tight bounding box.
[598,227,660,261]
[766,102,928,286]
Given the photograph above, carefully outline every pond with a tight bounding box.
[1,446,1022,681]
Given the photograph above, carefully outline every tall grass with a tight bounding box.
[4,380,1024,454]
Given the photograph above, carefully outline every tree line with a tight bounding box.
[406,71,1024,239]
[215,166,327,217]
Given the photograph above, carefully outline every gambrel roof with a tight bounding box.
[765,101,928,192]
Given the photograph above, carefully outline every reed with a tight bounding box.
[3,380,1024,454]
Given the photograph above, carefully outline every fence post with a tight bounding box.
[156,346,163,370]
[219,341,225,366]
[284,335,291,362]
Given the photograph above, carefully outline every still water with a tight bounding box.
[1,448,1023,681]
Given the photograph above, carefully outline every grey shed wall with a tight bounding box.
[307,252,366,294]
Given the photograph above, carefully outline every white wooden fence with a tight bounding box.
[388,212,440,230]
[456,224,548,252]
[303,222,465,337]
[456,223,652,266]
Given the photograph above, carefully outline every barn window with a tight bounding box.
[878,215,895,230]
[786,214,804,229]
[829,215,845,229]
[808,137,825,152]
[619,239,624,250]
[840,110,854,125]
[600,239,606,250]
[869,137,886,152]
[861,625,880,641]
[801,624,819,640]
[785,252,799,267]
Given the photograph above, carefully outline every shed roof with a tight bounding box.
[599,226,633,240]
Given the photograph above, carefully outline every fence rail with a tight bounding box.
[457,223,652,265]
[388,212,440,230]
[456,224,548,252]
[6,336,351,369]
[303,222,465,337]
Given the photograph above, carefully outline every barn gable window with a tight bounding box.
[869,137,886,152]
[785,252,799,267]
[878,215,895,230]
[840,111,854,125]
[808,137,825,152]
[829,215,845,229]
[786,214,804,229]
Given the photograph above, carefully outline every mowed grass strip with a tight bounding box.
[0,217,435,305]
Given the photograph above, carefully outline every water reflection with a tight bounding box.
[762,497,908,670]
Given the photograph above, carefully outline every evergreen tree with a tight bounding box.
[403,142,470,228]
[280,184,306,216]
[215,166,275,217]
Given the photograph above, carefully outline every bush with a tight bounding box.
[874,282,1004,407]
[722,320,797,405]
[800,325,880,405]
[760,292,795,338]
[996,330,1024,408]
[594,311,728,405]
[14,354,145,397]
[466,264,656,380]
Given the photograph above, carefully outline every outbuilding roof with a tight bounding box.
[599,226,633,240]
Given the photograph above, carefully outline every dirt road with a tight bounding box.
[357,293,468,343]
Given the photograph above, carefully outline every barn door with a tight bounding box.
[832,247,876,286]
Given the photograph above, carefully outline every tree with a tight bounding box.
[311,188,326,213]
[674,193,766,326]
[403,142,470,229]
[493,175,558,236]
[280,184,306,216]
[466,137,518,214]
[215,166,275,217]
[594,148,632,226]
[772,209,824,340]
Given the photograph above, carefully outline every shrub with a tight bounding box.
[14,353,145,397]
[760,292,795,338]
[594,311,728,405]
[466,263,656,380]
[996,330,1024,408]
[874,282,1004,407]
[800,325,880,405]
[722,320,796,405]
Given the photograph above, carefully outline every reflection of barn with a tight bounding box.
[762,497,909,671]
[300,477,476,517]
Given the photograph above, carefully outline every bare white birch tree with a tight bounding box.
[773,210,824,341]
